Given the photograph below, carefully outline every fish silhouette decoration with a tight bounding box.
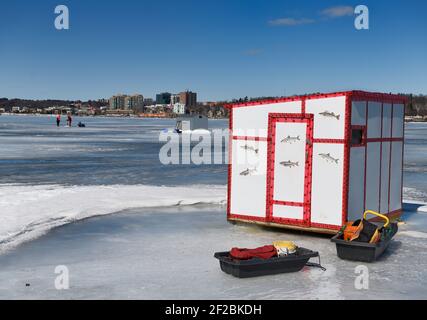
[319,111,340,120]
[240,167,257,176]
[281,135,300,144]
[241,145,259,154]
[319,153,339,164]
[280,160,299,168]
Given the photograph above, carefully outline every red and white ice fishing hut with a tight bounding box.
[227,91,407,233]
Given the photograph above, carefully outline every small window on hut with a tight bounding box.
[351,127,365,146]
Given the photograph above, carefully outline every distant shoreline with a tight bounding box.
[2,113,426,122]
[405,118,427,123]
[0,113,228,120]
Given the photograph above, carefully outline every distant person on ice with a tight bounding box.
[67,114,72,127]
[56,114,61,127]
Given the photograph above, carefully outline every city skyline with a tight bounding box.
[0,0,426,101]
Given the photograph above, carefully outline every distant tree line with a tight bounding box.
[0,98,106,110]
[188,104,229,117]
[406,94,427,116]
[0,98,73,110]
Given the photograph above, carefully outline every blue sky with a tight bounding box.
[0,0,426,101]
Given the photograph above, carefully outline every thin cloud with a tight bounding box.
[320,5,354,18]
[268,17,315,26]
[269,5,354,27]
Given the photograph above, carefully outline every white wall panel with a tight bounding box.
[380,142,391,213]
[348,147,365,221]
[351,101,367,126]
[272,122,307,203]
[392,104,404,138]
[305,96,346,139]
[382,104,392,138]
[232,101,301,137]
[310,143,344,226]
[272,205,304,220]
[367,102,382,138]
[390,141,403,212]
[230,140,267,217]
[365,142,381,212]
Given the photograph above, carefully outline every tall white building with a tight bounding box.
[173,103,186,114]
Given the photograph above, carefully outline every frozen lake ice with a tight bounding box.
[0,205,426,300]
[0,115,426,299]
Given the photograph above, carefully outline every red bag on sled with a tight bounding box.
[229,245,277,260]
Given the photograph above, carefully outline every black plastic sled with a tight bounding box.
[214,247,321,278]
[331,222,398,262]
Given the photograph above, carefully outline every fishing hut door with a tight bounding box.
[266,114,314,227]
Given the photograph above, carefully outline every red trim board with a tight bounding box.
[272,200,304,207]
[363,101,368,212]
[342,93,352,226]
[226,108,233,220]
[232,136,269,141]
